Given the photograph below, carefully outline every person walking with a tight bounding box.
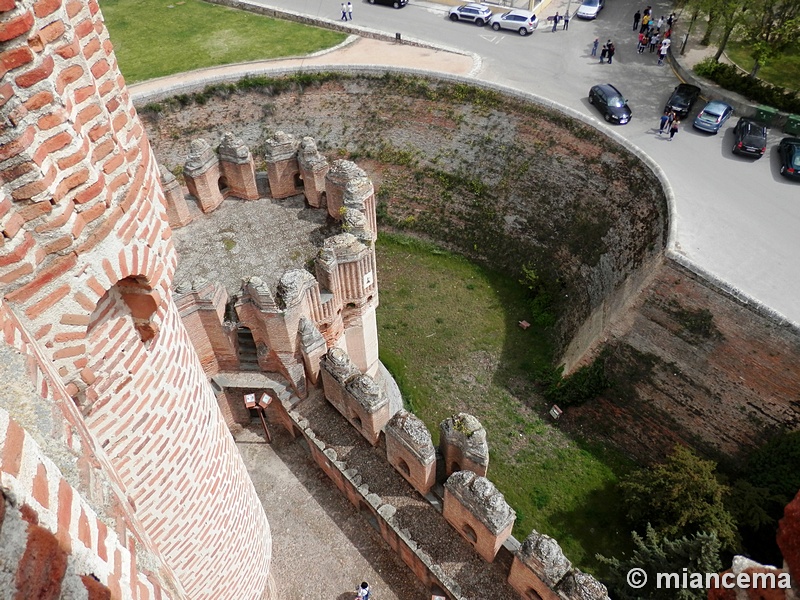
[357,582,371,599]
[599,43,608,63]
[347,1,353,20]
[591,38,599,56]
[552,12,559,32]
[637,31,646,53]
[633,9,641,30]
[658,36,671,64]
[669,119,680,141]
[649,32,659,53]
[657,15,665,30]
[659,110,670,134]
[607,41,615,64]
[340,2,347,20]
[563,11,570,30]
[640,13,649,33]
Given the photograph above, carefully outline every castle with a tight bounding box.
[1,0,798,598]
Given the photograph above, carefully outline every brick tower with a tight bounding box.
[0,0,272,597]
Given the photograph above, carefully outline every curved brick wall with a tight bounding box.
[0,0,271,597]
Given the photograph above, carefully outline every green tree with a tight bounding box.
[740,0,800,77]
[597,525,722,600]
[620,445,738,550]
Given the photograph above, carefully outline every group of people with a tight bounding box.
[633,7,676,65]
[592,39,616,64]
[659,109,680,141]
[340,1,353,21]
[551,11,571,31]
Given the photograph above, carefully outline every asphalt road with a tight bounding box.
[253,0,800,324]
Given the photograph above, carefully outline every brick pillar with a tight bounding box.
[183,138,223,213]
[299,316,327,385]
[508,531,572,600]
[218,131,259,200]
[325,159,367,223]
[264,131,299,199]
[159,166,193,228]
[343,168,377,243]
[298,136,329,208]
[443,470,516,562]
[385,409,436,495]
[439,413,489,479]
[345,373,390,446]
[320,347,359,419]
[175,280,237,375]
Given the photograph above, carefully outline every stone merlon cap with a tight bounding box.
[326,159,367,186]
[264,131,299,162]
[444,470,515,534]
[518,530,572,586]
[386,409,435,465]
[277,269,315,308]
[558,570,610,600]
[159,165,176,184]
[345,374,386,413]
[439,413,489,466]
[322,347,359,383]
[241,276,277,310]
[343,174,374,210]
[184,138,217,176]
[298,136,328,169]
[218,131,252,164]
[323,233,367,263]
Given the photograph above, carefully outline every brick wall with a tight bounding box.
[0,0,272,596]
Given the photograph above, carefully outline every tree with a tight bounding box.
[620,445,738,550]
[597,525,723,600]
[709,0,748,60]
[740,0,800,77]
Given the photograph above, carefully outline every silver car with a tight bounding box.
[490,9,539,35]
[693,101,733,134]
[448,3,493,26]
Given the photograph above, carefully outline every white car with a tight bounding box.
[576,0,604,19]
[448,3,494,26]
[489,9,539,35]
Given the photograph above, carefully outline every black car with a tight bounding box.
[664,83,701,120]
[778,137,800,180]
[368,0,407,7]
[589,83,632,125]
[732,118,767,158]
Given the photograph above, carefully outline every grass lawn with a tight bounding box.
[99,0,346,83]
[724,41,800,92]
[376,233,633,573]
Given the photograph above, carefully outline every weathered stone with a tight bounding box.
[518,530,572,586]
[444,470,515,534]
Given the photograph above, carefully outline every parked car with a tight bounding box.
[778,137,800,180]
[448,3,493,26]
[576,0,604,20]
[693,100,733,134]
[588,83,632,124]
[368,0,407,7]
[664,83,701,120]
[490,9,538,35]
[732,118,767,158]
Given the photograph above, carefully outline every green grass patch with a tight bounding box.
[376,232,632,573]
[100,0,346,83]
[725,41,800,93]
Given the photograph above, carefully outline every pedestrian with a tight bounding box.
[599,43,608,63]
[640,13,650,34]
[357,582,371,599]
[607,41,615,64]
[340,2,347,20]
[643,5,652,17]
[591,37,599,56]
[633,10,641,30]
[637,32,646,53]
[658,47,666,65]
[667,12,676,28]
[552,12,559,32]
[657,15,664,30]
[669,119,679,141]
[563,11,570,30]
[347,1,352,20]
[649,32,659,53]
[659,110,670,133]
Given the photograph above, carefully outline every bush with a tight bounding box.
[693,58,800,114]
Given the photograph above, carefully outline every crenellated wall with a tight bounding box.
[0,0,272,596]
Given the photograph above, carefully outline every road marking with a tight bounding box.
[479,34,503,44]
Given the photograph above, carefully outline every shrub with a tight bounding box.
[693,58,800,114]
